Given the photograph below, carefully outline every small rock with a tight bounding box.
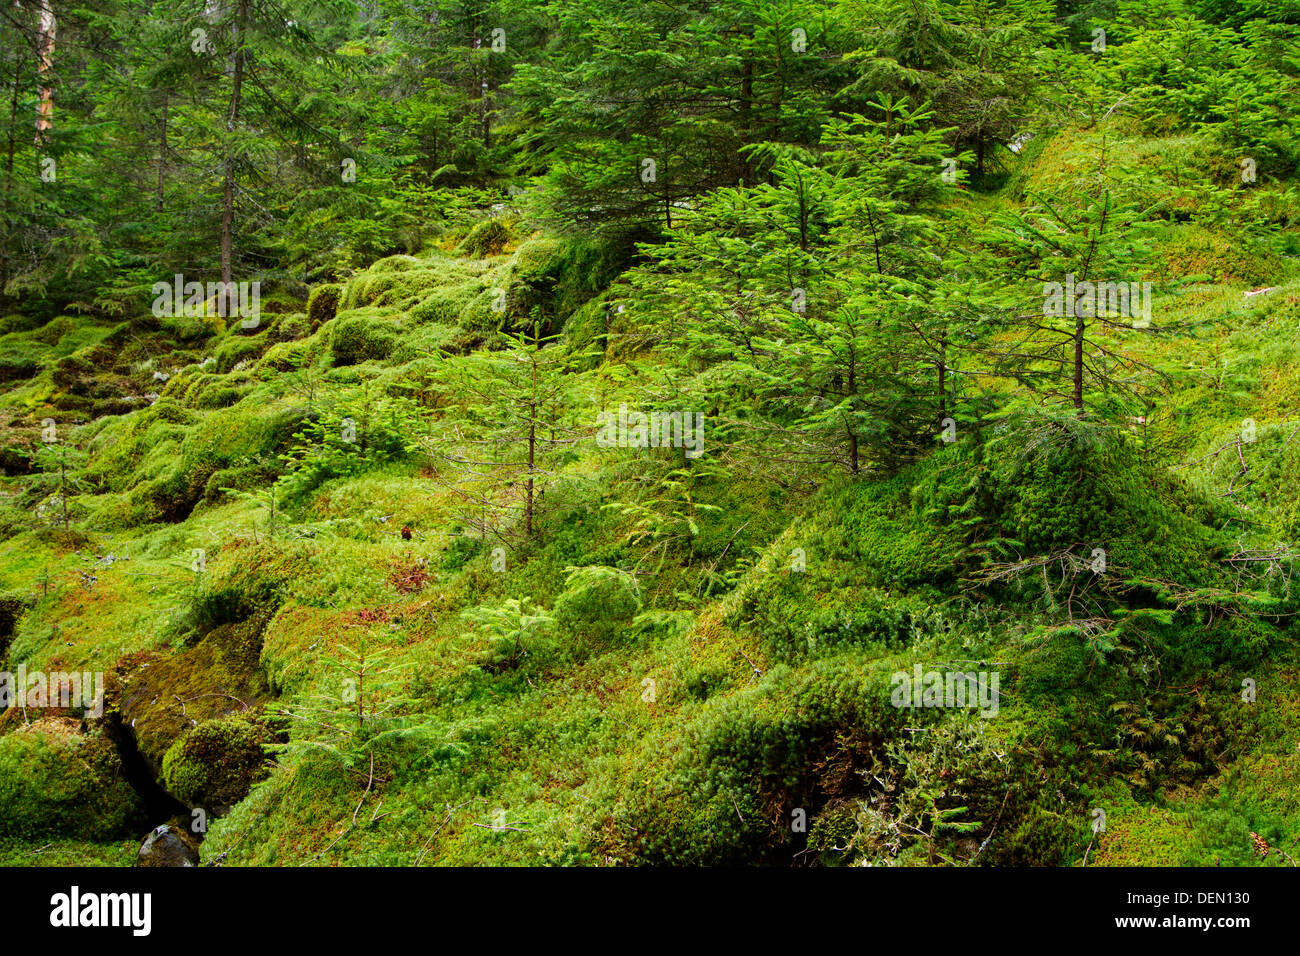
[137,823,199,867]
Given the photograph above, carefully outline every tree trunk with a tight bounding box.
[525,342,538,537]
[739,54,753,184]
[937,337,947,421]
[797,176,809,252]
[1072,311,1085,411]
[35,0,56,145]
[156,96,168,213]
[847,349,859,474]
[221,0,249,287]
[2,52,22,302]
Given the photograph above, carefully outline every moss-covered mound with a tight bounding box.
[118,615,272,779]
[162,715,272,812]
[0,719,148,840]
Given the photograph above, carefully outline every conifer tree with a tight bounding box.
[426,323,583,541]
[983,134,1167,415]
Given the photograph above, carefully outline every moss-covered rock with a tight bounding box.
[307,283,341,328]
[268,312,311,343]
[458,217,512,258]
[0,720,148,840]
[119,614,272,779]
[329,312,399,365]
[161,715,271,812]
[214,331,268,373]
[0,354,40,384]
[409,285,477,326]
[259,339,312,373]
[82,394,310,522]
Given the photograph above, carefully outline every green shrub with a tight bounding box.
[554,566,642,648]
[274,391,419,502]
[461,597,557,671]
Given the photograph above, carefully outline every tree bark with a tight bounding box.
[221,0,249,287]
[2,51,22,301]
[525,369,536,537]
[156,96,168,213]
[847,347,859,474]
[35,0,56,145]
[1072,310,1085,411]
[938,336,947,421]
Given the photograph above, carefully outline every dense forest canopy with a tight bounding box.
[0,0,1297,870]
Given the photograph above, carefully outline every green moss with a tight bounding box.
[259,290,306,317]
[390,322,460,362]
[340,258,444,311]
[330,311,399,365]
[0,836,138,867]
[307,283,341,328]
[84,491,163,529]
[624,656,915,865]
[161,715,271,810]
[119,617,271,776]
[458,218,512,258]
[215,331,269,373]
[998,804,1084,866]
[1152,223,1281,286]
[268,312,310,343]
[409,285,477,326]
[202,462,275,502]
[554,566,641,649]
[259,339,311,373]
[0,723,147,840]
[82,396,301,518]
[0,126,1294,870]
[0,313,42,336]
